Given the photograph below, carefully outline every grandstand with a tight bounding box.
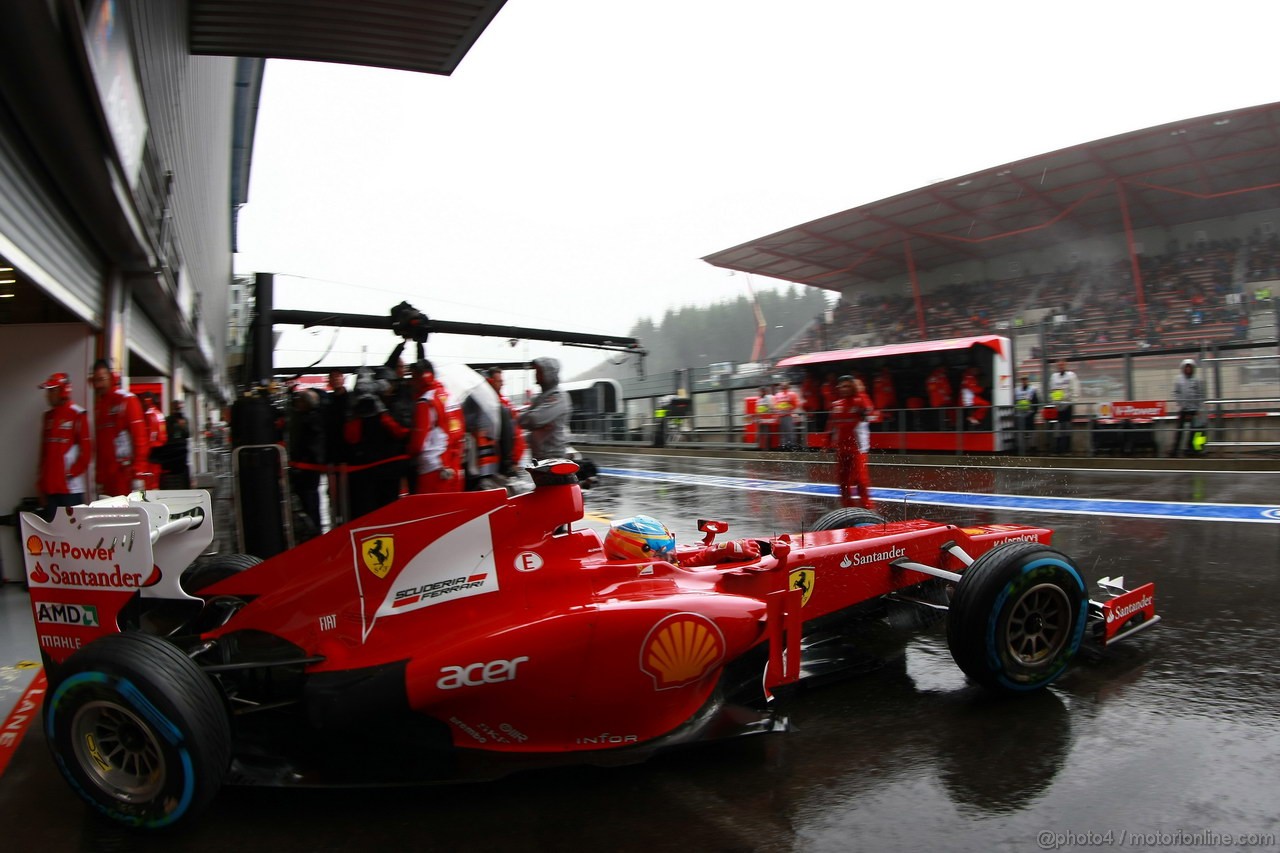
[697,102,1280,452]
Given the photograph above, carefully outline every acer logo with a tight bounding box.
[437,656,529,690]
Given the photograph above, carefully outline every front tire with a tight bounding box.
[44,633,231,829]
[946,542,1086,692]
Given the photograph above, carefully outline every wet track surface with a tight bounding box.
[2,451,1278,851]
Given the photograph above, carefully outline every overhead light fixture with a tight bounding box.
[0,280,15,298]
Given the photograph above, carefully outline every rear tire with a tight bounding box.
[813,508,886,530]
[180,553,262,595]
[44,632,231,829]
[946,542,1087,692]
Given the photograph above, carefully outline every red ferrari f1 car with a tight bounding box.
[19,460,1158,829]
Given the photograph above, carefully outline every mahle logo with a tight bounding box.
[36,602,100,628]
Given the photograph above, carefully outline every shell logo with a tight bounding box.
[639,613,725,691]
[26,536,43,555]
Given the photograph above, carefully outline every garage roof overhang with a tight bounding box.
[189,0,508,75]
[704,101,1280,293]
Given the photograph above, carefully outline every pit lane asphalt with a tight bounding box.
[2,450,1277,852]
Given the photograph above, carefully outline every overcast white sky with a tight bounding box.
[234,0,1280,393]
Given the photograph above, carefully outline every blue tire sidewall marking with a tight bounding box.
[984,557,1087,691]
[46,670,196,828]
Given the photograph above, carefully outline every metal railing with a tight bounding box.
[571,399,1280,459]
[1202,352,1280,452]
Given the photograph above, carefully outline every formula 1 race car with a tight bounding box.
[19,460,1158,830]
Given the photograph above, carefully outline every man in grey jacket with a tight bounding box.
[519,357,571,461]
[1171,358,1206,457]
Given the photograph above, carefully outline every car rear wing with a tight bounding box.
[19,491,213,666]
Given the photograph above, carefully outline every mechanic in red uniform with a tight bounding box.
[872,366,898,430]
[408,359,463,493]
[828,374,875,510]
[960,366,991,427]
[36,372,91,521]
[817,371,837,434]
[142,393,168,483]
[91,359,149,497]
[486,367,527,475]
[800,373,821,437]
[926,363,954,430]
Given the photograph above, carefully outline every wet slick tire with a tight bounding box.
[44,632,231,830]
[813,508,886,530]
[946,542,1087,693]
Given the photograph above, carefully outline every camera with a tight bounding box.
[390,301,430,343]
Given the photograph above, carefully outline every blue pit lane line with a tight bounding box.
[599,467,1280,524]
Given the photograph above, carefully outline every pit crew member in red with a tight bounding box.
[872,366,897,425]
[409,359,462,493]
[828,374,875,510]
[91,359,148,497]
[486,367,526,475]
[926,362,954,430]
[37,372,91,521]
[142,392,168,480]
[960,366,990,426]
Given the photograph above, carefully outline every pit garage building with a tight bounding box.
[0,0,507,581]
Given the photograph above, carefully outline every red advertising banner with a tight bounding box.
[1104,401,1166,420]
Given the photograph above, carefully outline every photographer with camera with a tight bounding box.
[519,357,571,462]
[343,367,409,519]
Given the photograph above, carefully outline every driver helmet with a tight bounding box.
[604,515,676,562]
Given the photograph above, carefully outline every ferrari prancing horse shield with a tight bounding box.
[362,534,395,579]
[789,568,815,607]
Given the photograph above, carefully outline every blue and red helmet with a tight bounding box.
[604,515,676,562]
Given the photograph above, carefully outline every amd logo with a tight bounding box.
[437,656,529,690]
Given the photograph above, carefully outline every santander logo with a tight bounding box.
[1106,594,1153,623]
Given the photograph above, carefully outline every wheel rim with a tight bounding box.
[70,700,166,802]
[1005,582,1072,668]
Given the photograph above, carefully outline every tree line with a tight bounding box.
[576,285,831,381]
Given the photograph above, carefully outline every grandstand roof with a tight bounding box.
[189,0,507,76]
[703,101,1280,292]
[777,334,1006,368]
